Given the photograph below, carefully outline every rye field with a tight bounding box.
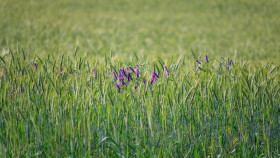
[0,0,280,157]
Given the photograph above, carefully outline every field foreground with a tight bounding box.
[1,0,280,157]
[0,51,279,157]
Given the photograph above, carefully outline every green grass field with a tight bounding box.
[0,0,280,157]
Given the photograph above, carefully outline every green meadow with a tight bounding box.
[0,0,280,157]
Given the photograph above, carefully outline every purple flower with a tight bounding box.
[113,71,118,80]
[129,67,135,73]
[94,69,97,79]
[229,60,232,67]
[136,65,139,78]
[154,70,160,78]
[60,67,62,73]
[9,93,13,100]
[197,66,205,72]
[121,68,127,77]
[136,80,139,85]
[118,73,126,86]
[143,79,146,86]
[34,63,38,70]
[116,84,120,93]
[151,70,160,84]
[219,74,222,78]
[134,85,137,90]
[19,89,22,96]
[196,60,201,65]
[205,55,209,63]
[126,69,133,81]
[164,66,170,78]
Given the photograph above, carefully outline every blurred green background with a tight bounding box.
[1,0,279,59]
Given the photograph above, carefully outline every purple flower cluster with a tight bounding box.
[219,59,233,78]
[205,55,209,63]
[195,55,209,72]
[143,79,146,86]
[34,63,38,70]
[136,65,139,78]
[121,68,127,77]
[118,73,126,86]
[229,60,232,67]
[94,69,97,79]
[165,66,169,78]
[130,67,135,73]
[116,84,120,93]
[151,70,160,84]
[196,60,201,65]
[126,69,133,81]
[112,65,167,93]
[9,93,13,100]
[113,71,118,80]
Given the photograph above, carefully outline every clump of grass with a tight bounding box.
[0,49,279,157]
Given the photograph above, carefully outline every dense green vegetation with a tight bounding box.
[0,0,279,157]
[1,0,280,59]
[0,51,279,157]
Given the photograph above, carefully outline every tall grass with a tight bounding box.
[0,48,279,157]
